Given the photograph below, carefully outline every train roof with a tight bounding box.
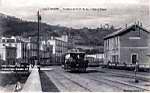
[65,49,85,54]
[65,51,85,54]
[65,52,85,55]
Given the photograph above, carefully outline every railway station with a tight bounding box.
[0,37,150,92]
[0,0,150,92]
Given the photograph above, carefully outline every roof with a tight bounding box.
[67,52,85,54]
[104,24,150,40]
[65,49,85,54]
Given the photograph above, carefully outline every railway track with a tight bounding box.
[56,70,124,92]
[94,76,147,91]
[56,72,92,92]
[46,67,150,92]
[54,71,92,92]
[64,71,148,91]
[83,72,150,92]
[103,77,149,91]
[46,71,92,92]
[97,68,150,82]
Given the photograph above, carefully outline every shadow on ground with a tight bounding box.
[0,72,29,87]
[39,71,59,92]
[67,69,105,74]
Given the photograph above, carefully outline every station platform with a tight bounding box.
[21,66,42,92]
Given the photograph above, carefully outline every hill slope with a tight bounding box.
[0,13,118,46]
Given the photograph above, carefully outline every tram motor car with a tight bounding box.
[62,50,88,72]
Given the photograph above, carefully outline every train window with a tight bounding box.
[2,39,5,43]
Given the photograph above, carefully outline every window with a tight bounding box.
[129,37,141,40]
[104,41,106,51]
[7,51,10,57]
[113,38,115,49]
[116,37,118,47]
[112,55,119,63]
[9,43,11,46]
[107,40,109,50]
[115,37,117,48]
[7,39,15,43]
[2,39,5,43]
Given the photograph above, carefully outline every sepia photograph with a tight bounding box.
[0,0,150,92]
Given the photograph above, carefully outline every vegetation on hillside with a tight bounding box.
[0,13,118,46]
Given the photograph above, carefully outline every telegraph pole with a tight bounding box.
[37,10,41,66]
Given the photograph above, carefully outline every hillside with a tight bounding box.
[0,13,118,46]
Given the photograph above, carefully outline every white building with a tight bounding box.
[39,40,53,65]
[47,35,68,65]
[0,36,55,65]
[0,36,30,65]
[0,36,21,59]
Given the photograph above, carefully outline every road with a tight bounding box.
[41,66,150,92]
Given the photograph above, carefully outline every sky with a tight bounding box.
[0,0,149,29]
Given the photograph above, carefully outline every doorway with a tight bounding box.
[131,53,138,64]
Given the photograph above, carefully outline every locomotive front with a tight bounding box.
[62,50,88,72]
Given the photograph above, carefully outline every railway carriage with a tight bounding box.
[62,49,88,72]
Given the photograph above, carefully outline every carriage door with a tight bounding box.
[131,54,138,64]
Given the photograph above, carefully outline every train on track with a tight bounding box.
[62,49,89,72]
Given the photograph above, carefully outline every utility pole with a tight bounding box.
[134,61,139,83]
[37,10,41,66]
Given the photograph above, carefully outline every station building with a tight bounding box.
[104,23,150,65]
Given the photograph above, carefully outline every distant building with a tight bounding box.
[47,35,68,65]
[104,24,150,65]
[0,36,53,65]
[0,36,27,65]
[39,40,53,65]
[23,36,53,65]
[0,46,17,65]
[85,53,104,66]
[0,36,55,65]
[26,37,38,63]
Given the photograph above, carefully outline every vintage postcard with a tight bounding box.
[0,0,149,92]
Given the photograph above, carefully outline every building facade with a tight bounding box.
[39,40,53,65]
[47,35,68,65]
[0,35,62,66]
[0,36,27,65]
[104,24,150,65]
